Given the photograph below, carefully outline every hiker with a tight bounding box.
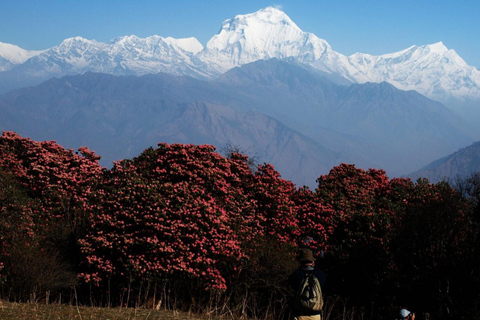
[288,248,326,320]
[396,308,415,320]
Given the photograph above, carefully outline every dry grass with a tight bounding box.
[0,300,222,320]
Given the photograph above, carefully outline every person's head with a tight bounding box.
[399,308,415,320]
[297,248,316,266]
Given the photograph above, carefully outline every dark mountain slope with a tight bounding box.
[0,72,342,188]
[408,141,480,183]
[214,60,473,175]
[0,59,474,186]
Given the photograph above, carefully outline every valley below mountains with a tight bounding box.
[0,59,475,188]
[1,7,480,188]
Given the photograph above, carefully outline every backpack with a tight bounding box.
[294,271,324,312]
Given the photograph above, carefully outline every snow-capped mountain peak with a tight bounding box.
[345,41,480,101]
[20,34,208,77]
[164,37,203,54]
[1,6,480,104]
[108,34,203,56]
[0,41,43,63]
[196,7,480,102]
[198,6,334,72]
[424,41,448,53]
[221,6,301,33]
[52,36,105,55]
[0,41,43,71]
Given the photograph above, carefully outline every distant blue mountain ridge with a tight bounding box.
[0,59,474,188]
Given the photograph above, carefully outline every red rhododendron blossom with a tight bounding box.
[0,131,103,263]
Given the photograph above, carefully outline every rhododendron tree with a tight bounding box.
[388,178,472,274]
[1,132,479,318]
[387,178,474,316]
[248,164,300,244]
[0,131,103,299]
[316,164,395,254]
[314,164,398,303]
[0,169,34,281]
[78,144,309,312]
[314,164,476,317]
[293,186,335,255]
[222,163,302,318]
[79,144,253,297]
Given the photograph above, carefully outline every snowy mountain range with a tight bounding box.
[1,6,480,186]
[1,6,480,106]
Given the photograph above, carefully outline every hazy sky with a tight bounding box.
[2,0,479,68]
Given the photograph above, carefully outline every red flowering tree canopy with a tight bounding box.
[316,164,395,253]
[293,186,335,254]
[0,131,103,245]
[79,144,260,290]
[0,131,104,286]
[388,178,473,283]
[1,133,476,316]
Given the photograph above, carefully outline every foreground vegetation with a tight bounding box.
[1,131,480,319]
[0,300,211,320]
[0,297,389,320]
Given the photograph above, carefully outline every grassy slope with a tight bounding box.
[0,301,217,320]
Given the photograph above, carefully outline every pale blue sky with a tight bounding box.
[1,0,479,68]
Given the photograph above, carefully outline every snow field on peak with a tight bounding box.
[200,6,332,72]
[164,37,203,54]
[21,34,208,77]
[342,42,480,101]
[109,35,203,55]
[0,41,43,65]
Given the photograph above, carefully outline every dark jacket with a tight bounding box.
[288,265,326,316]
